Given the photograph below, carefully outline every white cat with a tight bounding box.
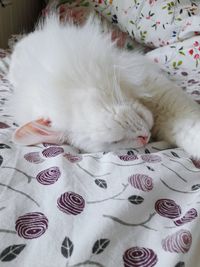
[8,16,200,158]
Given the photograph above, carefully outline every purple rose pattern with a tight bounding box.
[123,247,158,267]
[15,212,48,239]
[191,159,200,169]
[128,174,153,191]
[63,153,82,163]
[0,122,10,129]
[118,155,138,161]
[24,152,44,164]
[162,230,192,253]
[141,154,162,163]
[57,192,85,215]
[42,147,64,157]
[36,166,61,185]
[155,199,181,219]
[174,208,198,226]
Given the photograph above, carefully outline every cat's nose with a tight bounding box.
[137,135,149,145]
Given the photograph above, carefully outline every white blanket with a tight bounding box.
[1,1,200,265]
[0,49,200,267]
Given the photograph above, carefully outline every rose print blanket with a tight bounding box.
[1,0,200,266]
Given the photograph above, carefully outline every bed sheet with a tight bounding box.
[0,50,200,267]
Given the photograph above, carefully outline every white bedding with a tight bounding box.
[1,1,200,266]
[0,51,200,267]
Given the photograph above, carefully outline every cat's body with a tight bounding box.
[8,16,200,157]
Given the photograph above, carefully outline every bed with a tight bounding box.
[0,1,200,266]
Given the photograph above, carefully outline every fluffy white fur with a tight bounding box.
[8,16,200,157]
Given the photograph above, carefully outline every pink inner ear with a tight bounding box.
[13,119,64,145]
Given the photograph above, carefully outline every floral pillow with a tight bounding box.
[146,36,200,102]
[91,0,200,48]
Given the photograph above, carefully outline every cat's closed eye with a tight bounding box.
[111,135,149,145]
[112,141,117,144]
[112,139,124,144]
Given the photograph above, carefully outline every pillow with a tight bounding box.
[147,36,200,102]
[91,0,200,48]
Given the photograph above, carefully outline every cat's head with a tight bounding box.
[12,100,153,152]
[75,100,153,152]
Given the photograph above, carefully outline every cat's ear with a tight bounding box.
[12,119,64,145]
